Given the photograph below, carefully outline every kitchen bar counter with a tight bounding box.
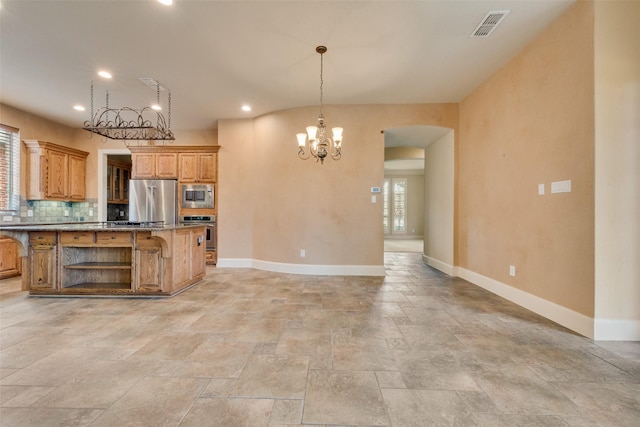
[0,222,203,231]
[0,223,207,297]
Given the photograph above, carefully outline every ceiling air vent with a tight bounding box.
[138,77,166,91]
[470,10,510,38]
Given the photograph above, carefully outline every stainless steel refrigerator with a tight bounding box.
[129,179,178,224]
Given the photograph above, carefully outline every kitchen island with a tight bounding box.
[0,223,206,297]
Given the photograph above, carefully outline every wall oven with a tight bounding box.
[181,184,214,209]
[180,215,216,250]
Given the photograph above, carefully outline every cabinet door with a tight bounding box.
[178,153,198,182]
[131,153,155,179]
[197,153,217,182]
[135,248,163,293]
[122,168,130,202]
[0,239,20,278]
[29,246,57,291]
[106,164,112,201]
[156,153,178,178]
[191,229,205,278]
[113,166,121,201]
[68,154,86,200]
[47,151,68,199]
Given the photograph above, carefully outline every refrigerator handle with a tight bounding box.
[147,184,156,221]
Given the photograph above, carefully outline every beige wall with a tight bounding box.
[594,0,640,330]
[458,1,595,316]
[424,130,454,269]
[218,104,458,267]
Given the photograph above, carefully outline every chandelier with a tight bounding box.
[297,46,343,164]
[83,79,175,142]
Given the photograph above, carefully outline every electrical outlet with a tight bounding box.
[64,209,70,217]
[27,209,34,217]
[89,209,93,216]
[300,249,306,257]
[509,265,516,277]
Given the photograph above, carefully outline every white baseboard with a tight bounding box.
[216,258,252,268]
[217,258,385,276]
[456,267,595,339]
[422,254,455,276]
[594,318,640,341]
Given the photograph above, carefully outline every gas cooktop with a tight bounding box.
[104,221,165,228]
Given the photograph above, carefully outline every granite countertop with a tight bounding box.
[0,222,206,232]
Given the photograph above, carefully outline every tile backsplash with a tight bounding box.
[16,199,99,223]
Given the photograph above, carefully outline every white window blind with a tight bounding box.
[0,124,20,213]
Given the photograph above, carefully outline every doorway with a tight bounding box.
[97,149,131,222]
[382,126,454,267]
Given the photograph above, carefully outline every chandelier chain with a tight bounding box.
[319,50,324,117]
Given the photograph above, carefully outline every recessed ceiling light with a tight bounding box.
[158,0,173,5]
[241,105,251,112]
[73,105,85,111]
[98,70,112,79]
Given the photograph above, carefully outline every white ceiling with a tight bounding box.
[1,0,574,132]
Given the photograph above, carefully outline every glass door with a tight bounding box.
[383,177,407,236]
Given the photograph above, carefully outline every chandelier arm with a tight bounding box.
[298,146,310,160]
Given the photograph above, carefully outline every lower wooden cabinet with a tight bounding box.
[29,245,57,291]
[134,232,164,293]
[0,237,21,279]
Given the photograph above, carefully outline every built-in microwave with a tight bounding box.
[181,184,214,209]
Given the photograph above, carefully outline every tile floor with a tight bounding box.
[0,252,639,426]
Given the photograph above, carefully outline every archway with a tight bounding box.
[383,126,455,274]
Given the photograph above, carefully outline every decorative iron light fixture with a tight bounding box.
[297,46,343,164]
[83,80,175,142]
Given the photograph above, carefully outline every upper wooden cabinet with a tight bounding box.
[179,152,217,182]
[129,146,219,181]
[129,147,178,179]
[24,140,89,201]
[107,160,131,204]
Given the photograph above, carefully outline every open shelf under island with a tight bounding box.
[0,223,207,297]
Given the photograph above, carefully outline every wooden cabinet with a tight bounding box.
[134,232,164,293]
[179,152,217,182]
[59,231,133,293]
[28,232,57,292]
[130,149,178,179]
[24,140,89,201]
[0,237,21,279]
[192,229,206,278]
[107,160,131,204]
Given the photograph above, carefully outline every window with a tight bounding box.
[0,124,20,213]
[383,177,407,235]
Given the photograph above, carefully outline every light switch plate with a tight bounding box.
[371,195,377,203]
[538,183,545,195]
[551,180,571,193]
